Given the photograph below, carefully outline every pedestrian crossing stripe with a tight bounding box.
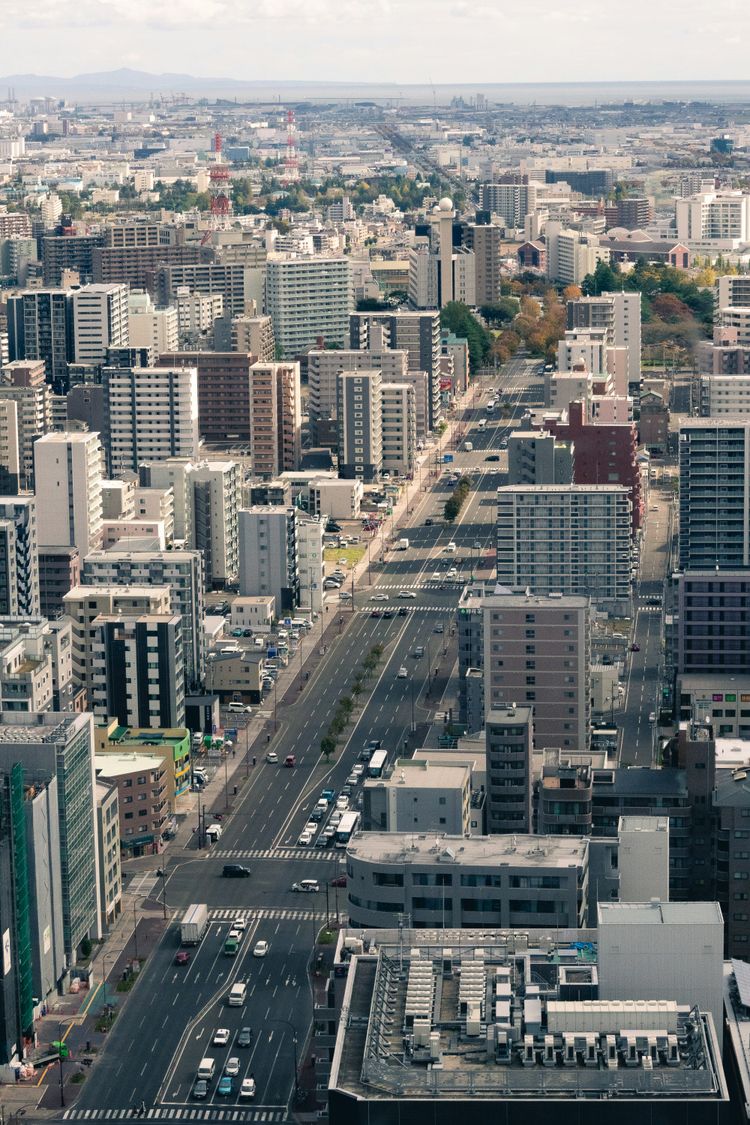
[211,847,340,862]
[209,907,327,922]
[358,606,454,614]
[62,1111,286,1122]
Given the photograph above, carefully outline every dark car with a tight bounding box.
[174,951,191,966]
[398,607,408,616]
[222,864,251,878]
[193,1080,209,1100]
[243,628,253,637]
[425,518,434,526]
[326,522,342,533]
[331,875,347,888]
[370,610,382,618]
[383,610,394,619]
[630,643,640,652]
[485,454,500,462]
[237,1027,253,1048]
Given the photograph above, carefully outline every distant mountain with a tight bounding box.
[0,67,254,98]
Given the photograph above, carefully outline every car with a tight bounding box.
[213,1028,231,1047]
[341,784,353,797]
[346,773,358,786]
[371,593,389,601]
[192,1080,209,1100]
[224,1058,241,1078]
[227,928,242,944]
[326,522,342,532]
[336,795,349,811]
[425,518,434,526]
[398,606,409,616]
[227,702,251,714]
[284,754,296,767]
[310,806,324,821]
[222,864,251,878]
[253,940,269,958]
[370,609,383,618]
[473,541,482,550]
[304,820,318,834]
[339,591,352,601]
[321,788,336,801]
[292,879,321,893]
[231,627,244,637]
[298,830,313,846]
[217,1076,233,1097]
[243,628,253,637]
[444,542,457,553]
[315,834,330,847]
[237,1027,253,1048]
[630,643,640,652]
[382,610,394,619]
[239,1077,256,1100]
[649,712,657,723]
[266,750,278,763]
[323,826,337,842]
[324,579,342,589]
[174,951,190,966]
[352,764,365,777]
[331,874,347,888]
[329,811,342,827]
[397,666,408,679]
[434,623,444,634]
[413,646,425,658]
[447,568,458,579]
[485,454,500,462]
[233,917,248,932]
[397,590,417,599]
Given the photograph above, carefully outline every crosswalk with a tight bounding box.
[62,1109,287,1122]
[211,847,340,862]
[368,579,465,591]
[209,907,323,923]
[359,605,452,615]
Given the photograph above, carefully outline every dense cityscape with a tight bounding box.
[1,64,750,1124]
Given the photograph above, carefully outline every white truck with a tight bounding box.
[397,538,410,550]
[464,441,473,452]
[180,903,208,945]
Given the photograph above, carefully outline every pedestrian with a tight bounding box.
[252,756,256,767]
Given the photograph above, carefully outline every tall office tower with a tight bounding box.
[381,382,416,477]
[483,591,591,752]
[90,613,185,728]
[189,461,240,589]
[462,221,503,305]
[337,370,383,482]
[155,261,255,319]
[71,283,129,366]
[231,314,275,362]
[676,190,750,245]
[34,431,104,555]
[566,291,642,383]
[156,352,255,444]
[248,361,301,479]
[679,419,750,570]
[350,311,441,429]
[6,289,74,391]
[102,365,199,474]
[0,361,52,488]
[496,485,632,610]
[127,291,179,354]
[307,347,409,445]
[478,182,539,227]
[82,549,206,689]
[0,399,20,493]
[41,230,105,285]
[238,507,299,613]
[0,711,100,961]
[265,256,352,357]
[485,704,534,834]
[0,497,40,616]
[63,584,172,699]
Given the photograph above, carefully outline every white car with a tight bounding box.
[397,590,417,599]
[346,773,358,786]
[432,572,441,580]
[227,928,243,943]
[266,751,278,764]
[445,542,457,553]
[298,830,313,846]
[253,940,269,958]
[352,764,365,777]
[240,1077,256,1099]
[224,1058,241,1078]
[213,1028,231,1047]
[447,568,458,579]
[371,593,389,602]
[304,820,318,834]
[397,666,408,679]
[233,917,248,932]
[339,591,352,601]
[335,796,349,811]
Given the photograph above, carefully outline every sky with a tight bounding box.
[0,0,749,84]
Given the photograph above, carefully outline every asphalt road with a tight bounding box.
[66,356,542,1121]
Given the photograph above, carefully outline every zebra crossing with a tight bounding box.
[369,579,463,591]
[359,605,452,614]
[211,847,339,862]
[62,1108,287,1122]
[209,907,321,923]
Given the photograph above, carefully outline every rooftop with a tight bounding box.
[598,901,724,927]
[94,752,166,778]
[347,832,587,870]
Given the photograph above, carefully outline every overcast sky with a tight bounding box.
[1,0,749,83]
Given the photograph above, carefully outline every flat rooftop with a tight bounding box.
[598,901,724,927]
[347,832,587,870]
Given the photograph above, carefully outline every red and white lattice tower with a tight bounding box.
[281,109,299,184]
[209,131,232,223]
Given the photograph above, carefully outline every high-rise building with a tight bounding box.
[82,549,205,689]
[156,352,255,444]
[6,289,74,392]
[34,431,104,554]
[485,704,534,834]
[507,427,573,485]
[238,507,299,614]
[337,369,383,482]
[103,365,199,473]
[0,361,51,488]
[307,347,409,444]
[189,460,240,588]
[546,223,608,287]
[350,311,441,429]
[381,382,416,477]
[679,419,750,570]
[297,515,325,613]
[566,291,642,383]
[478,182,539,227]
[462,221,504,305]
[676,190,750,246]
[127,290,179,355]
[249,362,302,479]
[155,261,253,319]
[41,231,105,286]
[266,256,352,357]
[71,283,129,366]
[90,613,185,728]
[174,289,224,347]
[0,399,20,493]
[483,591,591,752]
[496,484,632,609]
[38,545,80,618]
[0,497,40,616]
[231,314,275,362]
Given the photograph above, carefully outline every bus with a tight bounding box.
[368,749,388,778]
[335,810,360,848]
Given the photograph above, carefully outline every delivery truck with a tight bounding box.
[180,902,208,945]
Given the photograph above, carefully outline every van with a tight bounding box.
[464,441,473,452]
[224,935,240,955]
[205,823,222,842]
[292,618,310,631]
[227,701,251,714]
[254,636,264,648]
[197,1058,216,1081]
[228,982,247,1006]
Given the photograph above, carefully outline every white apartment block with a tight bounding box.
[133,487,175,545]
[72,283,129,366]
[103,365,199,473]
[337,369,383,483]
[0,399,19,491]
[0,361,52,488]
[33,431,104,553]
[381,382,416,477]
[676,191,750,247]
[138,459,192,543]
[700,375,750,415]
[716,306,750,347]
[546,222,609,286]
[238,506,299,613]
[174,288,223,344]
[566,291,641,383]
[297,515,325,613]
[479,182,539,227]
[189,460,240,588]
[496,484,632,609]
[265,256,352,358]
[127,290,179,355]
[307,347,409,436]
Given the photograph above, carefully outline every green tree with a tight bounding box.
[440,301,491,372]
[581,259,620,296]
[320,736,336,761]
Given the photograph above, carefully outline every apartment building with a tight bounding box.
[546,223,608,287]
[189,460,240,588]
[249,362,302,479]
[94,751,168,858]
[90,613,185,729]
[155,261,253,319]
[266,256,352,357]
[6,289,74,391]
[33,431,104,554]
[485,704,534,834]
[103,364,199,473]
[0,399,19,493]
[0,497,40,617]
[337,369,383,482]
[380,382,416,477]
[677,571,750,679]
[350,311,441,429]
[483,591,591,752]
[231,314,275,362]
[297,515,325,613]
[700,374,750,414]
[566,291,641,383]
[38,545,80,618]
[157,352,255,444]
[71,283,129,366]
[362,759,473,835]
[174,289,223,346]
[507,428,573,485]
[41,231,104,286]
[307,347,409,444]
[676,190,750,246]
[679,419,750,570]
[496,484,631,610]
[478,182,539,228]
[127,290,179,354]
[238,506,299,614]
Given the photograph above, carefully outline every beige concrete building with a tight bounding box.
[34,431,104,554]
[94,751,170,857]
[249,361,302,479]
